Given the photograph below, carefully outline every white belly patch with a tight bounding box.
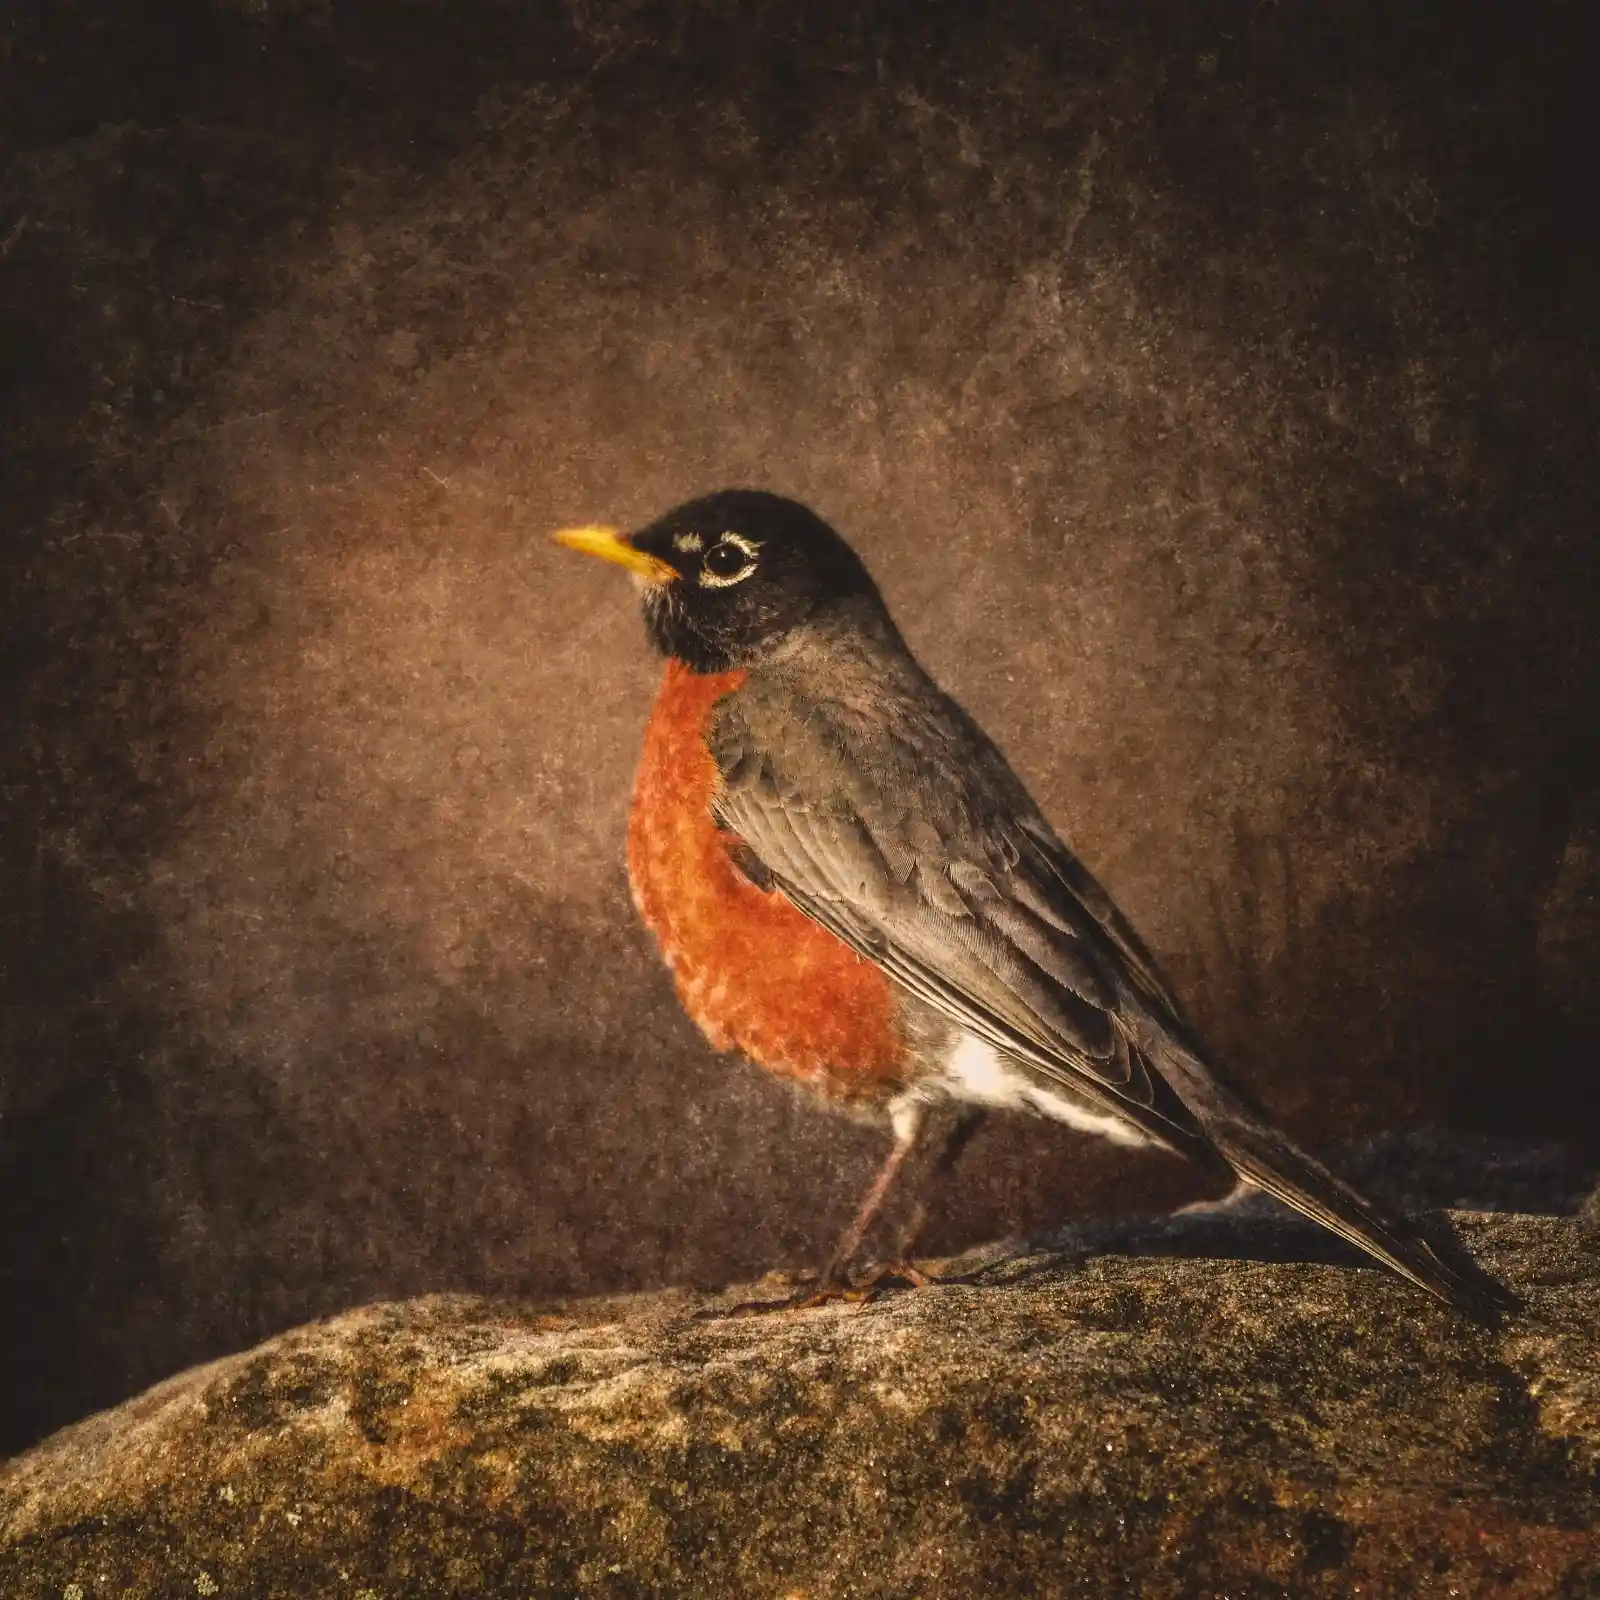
[942,1034,1150,1147]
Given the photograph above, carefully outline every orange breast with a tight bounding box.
[627,660,907,1104]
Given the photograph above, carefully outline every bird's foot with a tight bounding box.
[719,1259,941,1318]
[850,1258,941,1293]
[721,1276,871,1318]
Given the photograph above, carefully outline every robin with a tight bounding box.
[555,490,1514,1319]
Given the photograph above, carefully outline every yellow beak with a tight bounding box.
[551,524,677,586]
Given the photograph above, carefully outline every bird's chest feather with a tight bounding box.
[626,660,906,1102]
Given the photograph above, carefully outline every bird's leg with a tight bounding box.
[862,1107,986,1287]
[809,1111,930,1296]
[725,1104,990,1316]
[820,1105,989,1295]
[725,1100,940,1316]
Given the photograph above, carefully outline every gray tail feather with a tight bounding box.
[1141,1032,1520,1323]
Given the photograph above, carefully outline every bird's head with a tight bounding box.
[554,489,884,673]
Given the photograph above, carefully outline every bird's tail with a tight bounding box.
[1137,1028,1519,1323]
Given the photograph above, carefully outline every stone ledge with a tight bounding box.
[2,1212,1597,1598]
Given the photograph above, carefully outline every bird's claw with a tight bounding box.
[718,1259,941,1318]
[864,1259,940,1289]
[722,1283,869,1318]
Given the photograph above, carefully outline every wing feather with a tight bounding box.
[709,692,1198,1142]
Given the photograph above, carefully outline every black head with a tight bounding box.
[558,490,885,673]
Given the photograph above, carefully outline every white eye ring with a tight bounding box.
[698,532,760,588]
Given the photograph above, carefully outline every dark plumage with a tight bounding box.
[557,490,1517,1321]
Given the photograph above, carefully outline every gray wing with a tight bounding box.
[707,675,1214,1159]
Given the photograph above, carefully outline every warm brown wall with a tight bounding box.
[1,0,1595,1451]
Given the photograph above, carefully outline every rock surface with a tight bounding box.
[3,1212,1597,1598]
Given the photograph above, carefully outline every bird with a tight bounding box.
[553,489,1516,1321]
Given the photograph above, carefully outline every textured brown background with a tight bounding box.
[1,0,1596,1453]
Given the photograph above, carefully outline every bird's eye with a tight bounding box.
[699,536,758,588]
